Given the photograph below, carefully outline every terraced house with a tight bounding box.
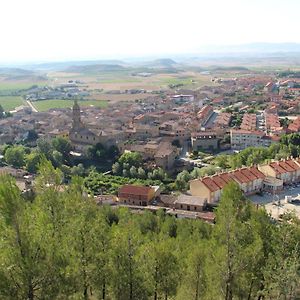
[190,166,265,203]
[190,158,300,203]
[258,158,300,184]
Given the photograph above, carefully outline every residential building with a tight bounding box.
[240,113,257,131]
[213,112,232,128]
[191,131,219,151]
[174,194,206,212]
[120,140,178,170]
[258,158,300,184]
[265,113,283,134]
[264,82,278,93]
[118,185,156,206]
[230,129,264,149]
[288,117,300,133]
[171,94,194,104]
[197,105,214,127]
[190,166,266,203]
[154,141,178,170]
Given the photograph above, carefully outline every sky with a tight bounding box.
[1,0,300,63]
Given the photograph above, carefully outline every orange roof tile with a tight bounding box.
[249,166,265,179]
[285,159,300,171]
[119,185,153,196]
[202,177,220,192]
[278,161,295,172]
[269,162,287,174]
[211,175,228,189]
[240,168,257,181]
[231,170,251,183]
[219,173,234,184]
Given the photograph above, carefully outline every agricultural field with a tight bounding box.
[49,70,213,92]
[0,96,25,111]
[0,80,48,92]
[33,99,108,112]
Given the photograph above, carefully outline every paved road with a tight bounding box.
[248,185,300,219]
[249,185,300,204]
[26,100,38,112]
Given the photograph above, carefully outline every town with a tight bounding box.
[1,65,300,221]
[1,0,300,298]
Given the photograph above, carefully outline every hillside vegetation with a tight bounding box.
[0,159,299,300]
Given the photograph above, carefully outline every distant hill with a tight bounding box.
[140,58,178,68]
[23,60,127,71]
[0,68,35,77]
[151,58,177,66]
[210,66,250,72]
[65,64,126,73]
[0,68,47,81]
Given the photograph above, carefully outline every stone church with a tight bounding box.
[69,101,121,151]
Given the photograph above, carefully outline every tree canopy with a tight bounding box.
[0,161,299,300]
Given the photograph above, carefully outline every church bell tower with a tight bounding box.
[72,100,82,130]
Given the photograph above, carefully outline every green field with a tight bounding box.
[33,99,108,111]
[0,96,25,111]
[0,81,47,92]
[158,76,213,89]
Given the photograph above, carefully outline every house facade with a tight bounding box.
[190,158,300,203]
[191,131,219,151]
[118,185,156,206]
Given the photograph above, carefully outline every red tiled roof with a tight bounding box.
[288,117,300,132]
[211,175,228,189]
[230,170,251,183]
[214,112,231,127]
[230,129,265,136]
[197,105,213,119]
[202,177,220,192]
[278,161,295,172]
[240,113,257,131]
[219,173,234,184]
[240,168,257,181]
[119,185,153,196]
[269,162,287,174]
[249,166,265,179]
[285,159,300,171]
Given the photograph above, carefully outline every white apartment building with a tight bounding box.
[230,129,275,150]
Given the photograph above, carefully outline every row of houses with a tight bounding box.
[190,157,300,203]
[116,157,300,214]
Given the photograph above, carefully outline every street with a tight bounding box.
[248,185,300,218]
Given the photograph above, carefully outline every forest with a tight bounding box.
[0,159,299,300]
